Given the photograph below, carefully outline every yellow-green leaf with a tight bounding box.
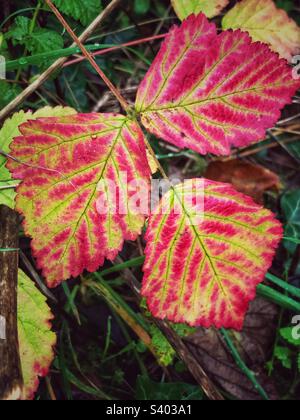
[171,0,229,20]
[9,113,151,287]
[18,270,56,400]
[222,0,300,61]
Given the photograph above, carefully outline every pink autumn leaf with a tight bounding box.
[136,14,300,156]
[142,179,283,330]
[8,113,151,287]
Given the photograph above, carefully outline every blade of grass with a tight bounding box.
[283,236,300,245]
[62,282,81,325]
[257,284,300,312]
[266,273,300,299]
[6,44,123,71]
[220,329,269,400]
[0,248,19,252]
[100,256,145,276]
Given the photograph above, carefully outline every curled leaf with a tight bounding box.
[205,159,281,204]
[136,14,299,156]
[142,179,282,330]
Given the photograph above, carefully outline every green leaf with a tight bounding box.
[149,323,195,366]
[7,16,30,42]
[281,189,300,253]
[276,0,294,12]
[280,327,300,346]
[134,0,151,15]
[51,0,103,26]
[0,107,76,209]
[18,270,56,400]
[149,325,176,366]
[7,16,64,64]
[0,81,22,109]
[274,346,292,369]
[136,376,203,400]
[287,141,300,160]
[171,0,229,20]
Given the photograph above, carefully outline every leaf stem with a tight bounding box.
[45,0,130,112]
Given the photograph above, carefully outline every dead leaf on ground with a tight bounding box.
[205,160,281,204]
[185,297,279,400]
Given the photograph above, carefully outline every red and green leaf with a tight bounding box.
[8,113,151,287]
[135,14,299,156]
[171,0,229,20]
[222,0,300,62]
[0,107,76,209]
[142,179,283,330]
[18,270,56,400]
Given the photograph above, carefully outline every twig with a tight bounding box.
[45,0,129,112]
[114,256,224,400]
[20,251,57,304]
[0,0,122,121]
[63,34,166,68]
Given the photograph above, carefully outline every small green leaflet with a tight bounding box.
[7,16,64,56]
[0,81,22,110]
[274,346,292,369]
[52,0,103,26]
[280,327,300,346]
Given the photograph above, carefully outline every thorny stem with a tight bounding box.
[45,0,130,113]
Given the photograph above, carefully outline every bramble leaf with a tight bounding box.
[222,0,300,62]
[8,114,151,287]
[18,270,56,400]
[142,179,282,330]
[0,81,22,109]
[136,14,300,156]
[7,16,64,56]
[0,107,76,209]
[51,0,103,26]
[171,0,229,20]
[280,327,300,346]
[274,346,292,369]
